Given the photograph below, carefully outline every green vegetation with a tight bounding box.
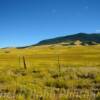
[36,33,100,46]
[0,45,100,100]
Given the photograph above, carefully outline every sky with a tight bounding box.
[0,0,100,47]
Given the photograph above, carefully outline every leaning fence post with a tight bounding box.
[23,56,27,70]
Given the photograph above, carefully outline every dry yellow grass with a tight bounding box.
[0,45,99,100]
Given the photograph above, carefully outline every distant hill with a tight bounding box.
[1,33,100,49]
[36,33,100,46]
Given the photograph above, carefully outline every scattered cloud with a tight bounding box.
[96,30,100,32]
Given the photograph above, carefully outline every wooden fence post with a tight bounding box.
[23,56,27,70]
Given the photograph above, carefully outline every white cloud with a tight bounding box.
[96,30,100,32]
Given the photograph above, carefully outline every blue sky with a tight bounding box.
[0,0,100,47]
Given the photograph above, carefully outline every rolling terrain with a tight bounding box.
[36,33,100,46]
[0,33,100,99]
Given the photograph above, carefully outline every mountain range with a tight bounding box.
[16,33,100,49]
[36,33,100,46]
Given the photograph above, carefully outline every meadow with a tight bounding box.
[0,45,100,100]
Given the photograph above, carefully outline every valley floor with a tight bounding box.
[0,45,100,100]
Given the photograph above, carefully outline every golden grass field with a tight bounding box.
[0,45,100,100]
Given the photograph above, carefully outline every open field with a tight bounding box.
[0,45,100,100]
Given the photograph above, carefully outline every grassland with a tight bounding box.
[0,45,100,100]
